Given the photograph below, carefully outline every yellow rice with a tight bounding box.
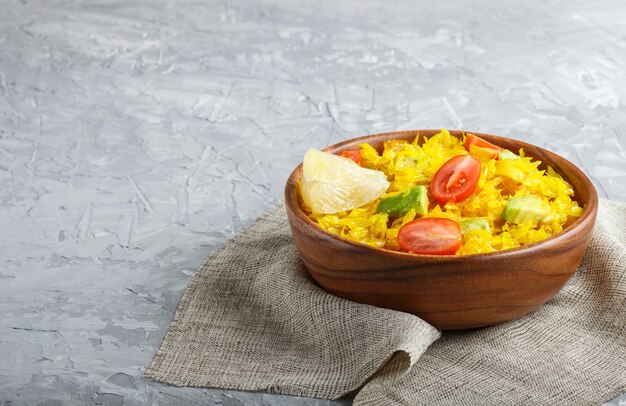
[299,129,583,255]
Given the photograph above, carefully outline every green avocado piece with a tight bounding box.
[459,218,491,234]
[502,195,551,225]
[376,185,429,217]
[409,185,429,216]
[375,192,403,215]
[498,149,520,160]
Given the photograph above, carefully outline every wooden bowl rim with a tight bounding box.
[284,129,599,262]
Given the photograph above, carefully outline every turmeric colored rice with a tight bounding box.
[298,129,583,256]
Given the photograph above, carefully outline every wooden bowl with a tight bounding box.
[284,130,598,330]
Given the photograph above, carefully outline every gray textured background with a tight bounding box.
[1,0,625,404]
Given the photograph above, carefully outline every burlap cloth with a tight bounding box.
[147,199,626,405]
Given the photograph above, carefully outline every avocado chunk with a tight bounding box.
[502,195,551,225]
[498,149,520,160]
[376,185,429,217]
[460,218,491,234]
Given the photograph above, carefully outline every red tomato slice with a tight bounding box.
[338,149,362,165]
[464,133,503,157]
[431,155,481,204]
[398,217,462,255]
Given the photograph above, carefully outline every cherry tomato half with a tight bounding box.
[338,149,362,165]
[464,133,503,158]
[397,217,462,255]
[431,155,481,204]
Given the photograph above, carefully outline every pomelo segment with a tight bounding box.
[300,148,390,214]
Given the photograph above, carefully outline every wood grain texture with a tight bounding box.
[284,130,599,330]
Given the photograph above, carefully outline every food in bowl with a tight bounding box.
[284,129,598,329]
[298,129,583,256]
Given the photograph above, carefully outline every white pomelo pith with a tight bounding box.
[300,149,390,214]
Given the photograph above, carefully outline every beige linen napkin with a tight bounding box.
[147,199,626,405]
[147,204,440,398]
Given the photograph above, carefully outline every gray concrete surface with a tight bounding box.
[1,0,625,404]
